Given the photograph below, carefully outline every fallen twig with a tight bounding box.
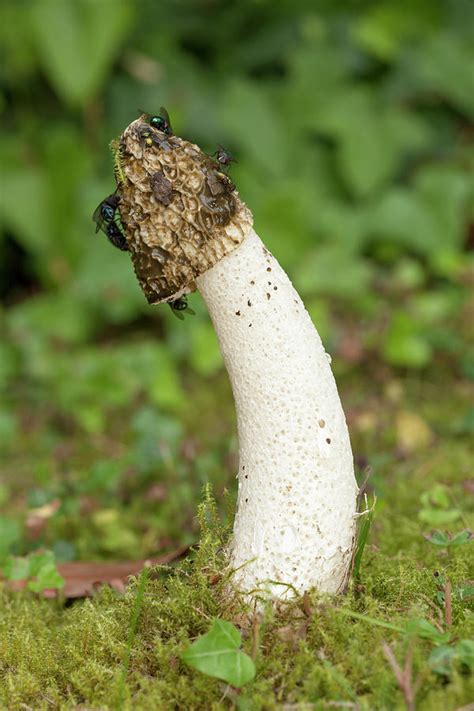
[382,641,421,711]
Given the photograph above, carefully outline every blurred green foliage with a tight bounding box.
[1,0,472,370]
[0,0,473,564]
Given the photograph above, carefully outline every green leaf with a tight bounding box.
[413,33,474,119]
[418,509,460,526]
[449,530,474,547]
[316,89,430,198]
[415,167,472,254]
[455,584,474,602]
[218,80,291,178]
[369,189,437,255]
[429,640,474,675]
[30,0,133,107]
[2,556,30,581]
[0,517,21,559]
[335,608,404,633]
[405,618,450,645]
[0,170,50,254]
[181,618,256,688]
[420,484,450,509]
[190,321,223,377]
[296,246,372,299]
[3,551,64,591]
[424,529,473,548]
[28,551,56,577]
[428,645,457,675]
[28,562,65,592]
[456,640,474,671]
[424,530,450,546]
[149,351,186,411]
[286,41,348,129]
[383,312,432,368]
[353,1,440,61]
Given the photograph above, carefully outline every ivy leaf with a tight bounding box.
[181,618,256,688]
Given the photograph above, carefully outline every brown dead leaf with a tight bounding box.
[7,544,189,598]
[275,621,308,648]
[231,612,253,632]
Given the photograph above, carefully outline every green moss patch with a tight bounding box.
[1,464,473,710]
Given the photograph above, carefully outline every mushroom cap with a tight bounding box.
[117,117,253,304]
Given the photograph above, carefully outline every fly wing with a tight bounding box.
[92,202,105,234]
[159,106,173,135]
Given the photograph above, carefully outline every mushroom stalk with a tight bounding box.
[197,228,358,596]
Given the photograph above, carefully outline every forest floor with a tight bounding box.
[0,364,473,710]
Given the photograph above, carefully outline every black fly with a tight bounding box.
[213,144,237,169]
[92,193,128,252]
[168,295,195,320]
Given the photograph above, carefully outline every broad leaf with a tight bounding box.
[28,561,65,593]
[429,640,474,675]
[181,618,256,688]
[425,529,473,547]
[30,0,133,107]
[405,618,450,645]
[0,518,21,559]
[2,556,30,581]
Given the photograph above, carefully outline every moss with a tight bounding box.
[1,380,473,709]
[1,467,473,711]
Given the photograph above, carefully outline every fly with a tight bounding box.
[169,295,195,320]
[92,193,128,251]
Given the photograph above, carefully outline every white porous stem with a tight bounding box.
[197,229,358,597]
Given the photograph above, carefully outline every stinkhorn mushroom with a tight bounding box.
[102,113,358,597]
